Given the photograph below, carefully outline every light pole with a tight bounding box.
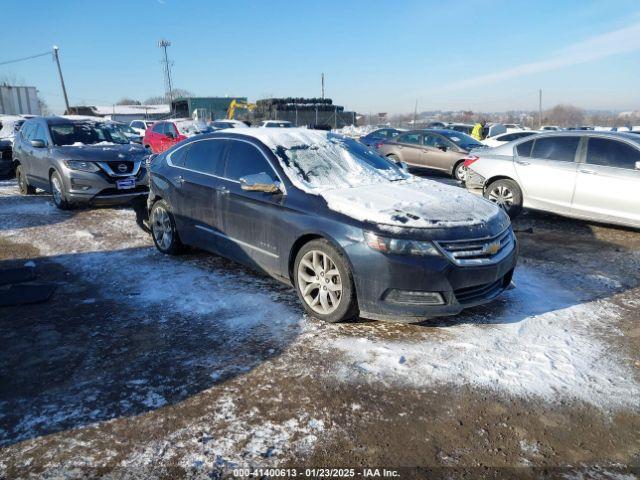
[52,46,70,113]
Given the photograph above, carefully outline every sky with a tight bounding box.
[2,0,640,115]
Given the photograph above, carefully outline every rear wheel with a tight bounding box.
[294,239,358,323]
[453,161,466,181]
[16,165,36,195]
[484,178,523,218]
[150,200,183,254]
[50,171,71,209]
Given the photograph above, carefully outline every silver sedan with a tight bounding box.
[464,131,640,229]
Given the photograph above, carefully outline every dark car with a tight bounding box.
[13,117,149,209]
[359,128,402,148]
[0,139,12,178]
[147,128,517,323]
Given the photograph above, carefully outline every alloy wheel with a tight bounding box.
[152,206,173,251]
[455,163,467,181]
[297,250,343,315]
[488,185,514,209]
[51,175,63,205]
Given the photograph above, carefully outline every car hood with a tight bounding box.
[55,143,147,162]
[321,177,507,233]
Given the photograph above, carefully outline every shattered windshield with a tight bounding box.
[273,135,409,190]
[49,122,129,146]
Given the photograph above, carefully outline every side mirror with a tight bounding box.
[636,161,640,170]
[240,172,282,194]
[166,132,175,139]
[437,144,448,152]
[30,139,46,148]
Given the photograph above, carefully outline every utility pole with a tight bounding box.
[321,73,325,99]
[158,39,174,102]
[52,46,70,113]
[538,89,542,128]
[413,99,418,127]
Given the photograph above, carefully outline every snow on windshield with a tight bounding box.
[269,132,408,191]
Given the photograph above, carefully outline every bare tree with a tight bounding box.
[116,98,141,105]
[543,104,585,127]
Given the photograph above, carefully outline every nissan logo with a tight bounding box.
[117,163,128,173]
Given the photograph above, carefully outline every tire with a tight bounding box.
[453,160,466,181]
[150,200,183,255]
[16,165,36,195]
[50,171,71,209]
[484,178,523,218]
[294,239,358,323]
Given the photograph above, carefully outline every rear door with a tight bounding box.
[422,133,458,172]
[174,138,228,248]
[216,139,286,274]
[513,135,580,212]
[393,132,423,166]
[572,137,640,226]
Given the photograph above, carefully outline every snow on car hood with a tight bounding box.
[56,143,147,161]
[322,177,502,228]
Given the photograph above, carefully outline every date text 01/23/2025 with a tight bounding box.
[232,468,401,478]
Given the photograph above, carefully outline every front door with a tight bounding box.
[513,135,580,212]
[572,137,640,226]
[422,133,458,173]
[216,139,285,274]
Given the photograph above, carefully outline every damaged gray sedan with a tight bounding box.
[147,129,517,323]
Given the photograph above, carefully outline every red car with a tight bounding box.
[143,121,187,153]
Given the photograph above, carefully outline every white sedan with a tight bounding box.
[465,131,640,229]
[482,130,538,148]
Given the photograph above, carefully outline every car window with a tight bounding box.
[169,144,190,167]
[531,136,579,162]
[21,122,35,141]
[398,133,421,145]
[165,123,178,136]
[152,123,164,134]
[225,140,275,181]
[499,133,517,141]
[586,138,640,170]
[516,139,533,157]
[424,134,453,149]
[183,139,226,175]
[34,124,48,144]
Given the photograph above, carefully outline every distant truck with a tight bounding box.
[0,86,41,116]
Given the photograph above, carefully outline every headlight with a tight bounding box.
[363,231,441,256]
[64,160,100,173]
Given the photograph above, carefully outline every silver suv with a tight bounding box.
[13,117,149,209]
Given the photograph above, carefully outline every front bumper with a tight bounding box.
[345,233,518,323]
[62,166,149,206]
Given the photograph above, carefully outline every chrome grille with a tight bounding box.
[436,228,514,266]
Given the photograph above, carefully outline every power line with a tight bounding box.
[0,50,51,67]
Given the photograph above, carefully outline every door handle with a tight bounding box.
[397,145,404,149]
[218,186,229,195]
[515,160,530,166]
[579,169,597,175]
[175,175,184,184]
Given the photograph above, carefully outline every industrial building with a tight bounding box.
[0,86,41,116]
[171,97,248,121]
[65,104,170,122]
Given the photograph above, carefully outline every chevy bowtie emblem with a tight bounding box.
[485,241,501,255]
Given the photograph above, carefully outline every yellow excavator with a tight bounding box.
[227,99,256,120]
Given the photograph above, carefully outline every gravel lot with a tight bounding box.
[0,175,638,479]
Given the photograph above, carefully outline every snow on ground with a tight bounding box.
[329,264,640,410]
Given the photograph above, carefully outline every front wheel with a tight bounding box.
[50,171,71,209]
[484,178,523,218]
[150,200,183,254]
[294,239,358,323]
